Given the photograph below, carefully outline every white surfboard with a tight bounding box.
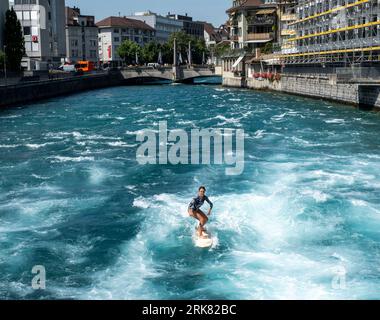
[195,231,213,248]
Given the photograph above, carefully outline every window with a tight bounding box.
[16,11,22,20]
[31,27,38,36]
[114,28,120,33]
[23,11,30,20]
[23,26,31,35]
[114,37,120,42]
[31,11,38,20]
[32,42,39,52]
[25,41,32,51]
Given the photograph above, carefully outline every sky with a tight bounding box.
[65,0,232,26]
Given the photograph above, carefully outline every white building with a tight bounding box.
[126,11,183,43]
[65,6,98,63]
[14,0,66,70]
[0,0,9,49]
[97,16,156,65]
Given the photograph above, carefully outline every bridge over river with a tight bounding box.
[120,65,222,83]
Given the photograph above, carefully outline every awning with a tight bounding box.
[245,39,272,43]
[232,55,245,68]
[256,9,276,15]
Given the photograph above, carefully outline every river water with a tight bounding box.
[0,84,380,299]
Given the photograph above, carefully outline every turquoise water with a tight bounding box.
[0,84,380,299]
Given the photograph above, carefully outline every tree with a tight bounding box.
[168,31,209,65]
[117,40,142,65]
[192,37,208,64]
[214,42,231,58]
[4,8,25,71]
[160,43,172,65]
[141,41,160,64]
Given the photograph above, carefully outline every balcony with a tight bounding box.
[247,33,273,42]
[248,17,275,26]
[281,14,297,22]
[281,29,296,36]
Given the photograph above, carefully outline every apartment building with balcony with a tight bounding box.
[14,0,66,70]
[65,6,98,63]
[96,16,156,65]
[227,0,278,51]
[282,0,380,65]
[278,0,297,53]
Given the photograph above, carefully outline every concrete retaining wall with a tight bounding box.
[225,73,370,107]
[223,72,245,88]
[0,72,124,108]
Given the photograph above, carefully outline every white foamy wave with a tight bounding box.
[325,119,345,124]
[25,142,53,149]
[214,115,241,124]
[271,113,287,122]
[49,156,95,163]
[0,144,20,148]
[0,114,22,119]
[106,141,137,148]
[301,189,330,203]
[350,199,368,207]
[84,193,189,299]
[252,130,265,139]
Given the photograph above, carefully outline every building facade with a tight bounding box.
[282,0,380,65]
[126,11,183,43]
[0,0,9,50]
[167,13,205,39]
[97,16,156,65]
[227,0,278,51]
[14,0,66,70]
[65,6,98,63]
[203,22,230,48]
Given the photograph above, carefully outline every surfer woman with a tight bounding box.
[188,186,213,238]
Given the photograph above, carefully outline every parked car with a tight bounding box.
[147,63,160,69]
[58,64,76,72]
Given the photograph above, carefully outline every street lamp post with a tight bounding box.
[188,41,192,67]
[173,38,177,66]
[3,45,7,86]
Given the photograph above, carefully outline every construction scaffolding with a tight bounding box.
[280,0,380,65]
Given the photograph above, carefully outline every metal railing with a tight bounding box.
[247,32,274,41]
[335,66,380,82]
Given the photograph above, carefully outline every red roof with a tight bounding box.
[227,0,265,13]
[203,22,216,36]
[96,16,155,31]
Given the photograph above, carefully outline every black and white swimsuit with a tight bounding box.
[188,195,213,211]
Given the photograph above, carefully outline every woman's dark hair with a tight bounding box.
[199,186,206,192]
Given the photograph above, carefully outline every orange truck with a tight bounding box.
[75,61,95,72]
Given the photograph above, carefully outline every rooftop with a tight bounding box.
[227,0,269,13]
[96,16,155,31]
